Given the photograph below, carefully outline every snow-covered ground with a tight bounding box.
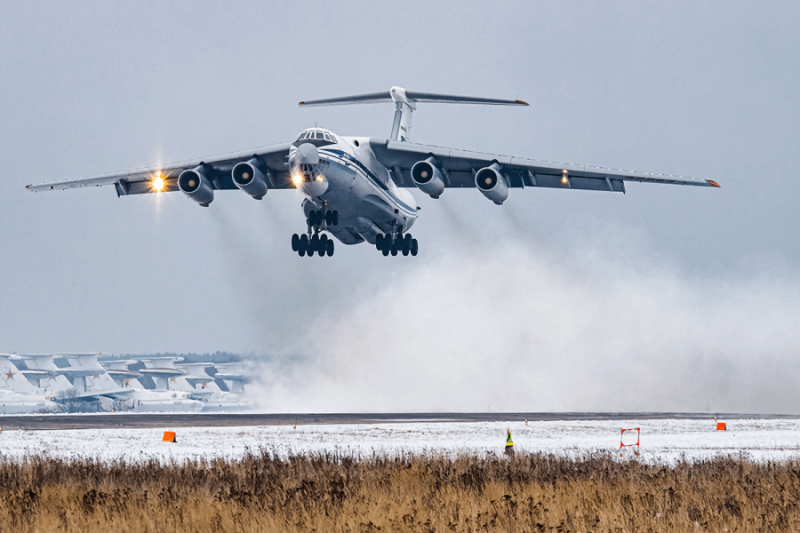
[1,418,799,464]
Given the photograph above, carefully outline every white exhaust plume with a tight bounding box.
[252,239,800,414]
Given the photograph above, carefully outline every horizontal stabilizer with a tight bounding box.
[299,87,528,107]
[301,86,527,142]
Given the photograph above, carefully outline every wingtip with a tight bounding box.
[707,179,721,188]
[515,99,530,106]
[298,101,305,106]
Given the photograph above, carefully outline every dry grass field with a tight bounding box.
[0,450,797,532]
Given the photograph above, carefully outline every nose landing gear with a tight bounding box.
[291,209,338,257]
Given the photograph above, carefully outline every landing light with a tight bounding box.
[152,175,165,192]
[291,174,303,187]
[316,175,324,182]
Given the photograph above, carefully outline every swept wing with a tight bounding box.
[370,139,719,192]
[26,143,293,195]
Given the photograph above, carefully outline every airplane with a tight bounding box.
[212,362,251,394]
[100,358,202,412]
[174,362,251,411]
[15,353,130,411]
[0,355,61,414]
[25,86,720,257]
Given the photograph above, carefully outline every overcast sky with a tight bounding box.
[1,1,798,412]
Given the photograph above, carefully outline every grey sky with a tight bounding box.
[1,1,799,411]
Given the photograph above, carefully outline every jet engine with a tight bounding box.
[232,159,268,200]
[474,163,508,205]
[177,166,214,207]
[411,156,445,199]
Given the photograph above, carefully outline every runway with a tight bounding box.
[1,412,798,431]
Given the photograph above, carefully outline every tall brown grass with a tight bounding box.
[0,450,797,532]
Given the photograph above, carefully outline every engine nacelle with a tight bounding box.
[411,156,445,199]
[475,163,508,205]
[232,159,268,200]
[177,166,214,207]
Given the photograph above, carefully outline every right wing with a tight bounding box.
[370,139,719,192]
[26,142,294,196]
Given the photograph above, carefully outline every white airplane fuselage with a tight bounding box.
[290,131,417,247]
[0,390,61,414]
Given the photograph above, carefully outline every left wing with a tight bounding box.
[370,139,720,192]
[26,142,294,196]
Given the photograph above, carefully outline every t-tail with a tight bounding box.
[299,86,528,142]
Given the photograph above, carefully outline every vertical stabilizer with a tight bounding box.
[388,87,415,142]
[0,356,36,393]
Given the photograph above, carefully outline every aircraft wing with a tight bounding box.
[25,142,294,196]
[369,139,720,192]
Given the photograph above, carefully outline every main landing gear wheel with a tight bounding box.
[291,234,300,252]
[298,234,309,257]
[318,235,329,258]
[326,238,334,257]
[310,209,340,228]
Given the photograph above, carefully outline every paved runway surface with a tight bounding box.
[1,412,798,431]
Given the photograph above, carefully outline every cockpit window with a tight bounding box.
[293,129,337,145]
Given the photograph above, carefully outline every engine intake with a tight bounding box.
[411,156,445,199]
[232,159,268,200]
[475,163,508,205]
[177,166,214,207]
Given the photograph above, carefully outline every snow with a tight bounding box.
[1,418,800,464]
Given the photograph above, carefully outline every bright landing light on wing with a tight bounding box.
[152,175,165,192]
[291,174,303,187]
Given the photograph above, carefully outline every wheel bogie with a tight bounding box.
[297,212,417,258]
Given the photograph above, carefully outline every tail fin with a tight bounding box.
[0,355,37,393]
[299,86,528,142]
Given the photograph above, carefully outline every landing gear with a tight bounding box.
[375,230,418,257]
[308,209,339,229]
[292,232,334,257]
[292,208,338,257]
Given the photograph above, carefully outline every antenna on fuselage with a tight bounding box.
[298,86,528,142]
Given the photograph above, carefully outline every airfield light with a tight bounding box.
[152,176,165,192]
[291,174,303,187]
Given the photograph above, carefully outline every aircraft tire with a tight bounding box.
[326,239,334,256]
[376,234,384,250]
[319,235,328,257]
[411,239,418,256]
[325,210,333,225]
[390,242,398,256]
[291,234,300,252]
[310,235,320,255]
[332,211,339,226]
[382,246,390,257]
[402,247,409,256]
[403,234,412,253]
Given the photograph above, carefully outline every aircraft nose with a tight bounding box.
[295,143,320,166]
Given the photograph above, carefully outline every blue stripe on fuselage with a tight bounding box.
[320,148,416,215]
